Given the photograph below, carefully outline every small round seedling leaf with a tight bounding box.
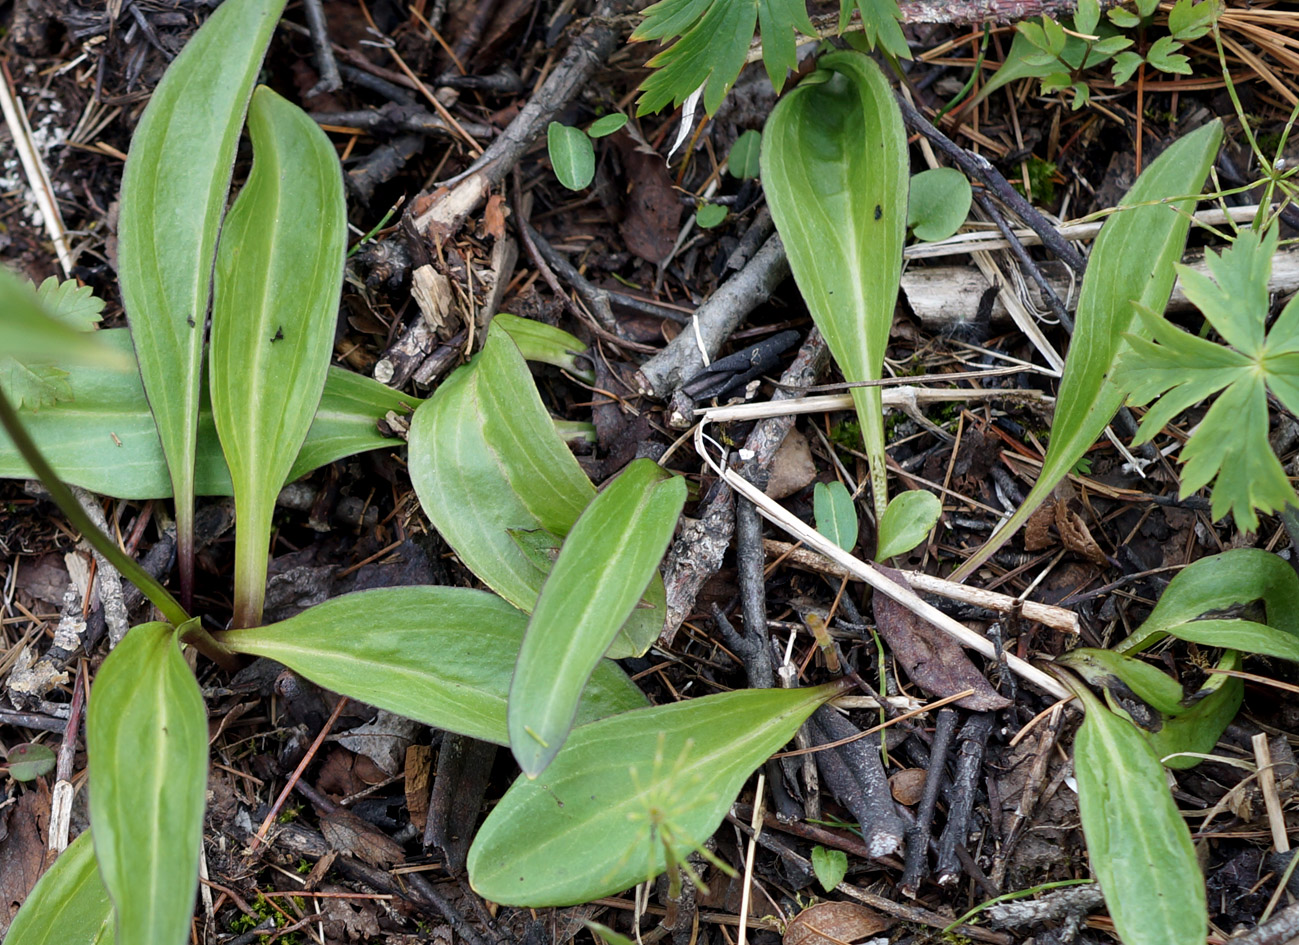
[813,480,858,551]
[695,203,728,228]
[7,742,55,781]
[587,114,628,138]
[907,167,972,242]
[728,129,761,179]
[811,845,848,892]
[547,122,596,190]
[875,489,941,559]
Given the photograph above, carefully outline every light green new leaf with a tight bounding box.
[1117,549,1299,655]
[469,683,841,905]
[1070,680,1206,945]
[4,831,115,945]
[547,122,595,191]
[813,481,858,551]
[493,312,594,382]
[762,53,908,519]
[811,846,849,892]
[210,86,346,629]
[510,460,686,776]
[0,330,413,499]
[408,324,664,658]
[876,489,942,559]
[588,114,629,138]
[88,622,207,945]
[695,204,728,228]
[951,120,1222,580]
[117,0,286,603]
[728,129,762,179]
[219,587,647,746]
[908,168,972,242]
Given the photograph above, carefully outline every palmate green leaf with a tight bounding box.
[632,0,815,115]
[0,330,412,499]
[116,0,287,603]
[0,268,125,378]
[210,86,346,629]
[1116,228,1299,531]
[408,323,666,658]
[762,52,908,520]
[88,622,207,945]
[1,277,109,409]
[951,120,1222,581]
[510,460,685,777]
[468,683,841,906]
[1117,549,1299,654]
[839,0,909,58]
[813,480,858,551]
[974,22,1093,106]
[218,587,647,746]
[4,831,115,945]
[876,488,942,559]
[1069,680,1207,945]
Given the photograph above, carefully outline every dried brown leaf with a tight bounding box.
[784,901,892,945]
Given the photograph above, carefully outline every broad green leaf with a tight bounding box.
[547,122,595,190]
[6,742,56,781]
[88,622,207,945]
[762,52,908,519]
[875,488,941,559]
[1140,651,1242,770]
[1070,680,1206,945]
[468,683,841,905]
[0,330,412,499]
[116,0,286,602]
[1116,229,1299,531]
[4,831,115,945]
[907,168,972,243]
[1117,549,1299,654]
[210,86,346,629]
[493,312,594,382]
[219,587,647,745]
[811,845,848,891]
[0,267,124,376]
[813,480,858,551]
[409,325,666,658]
[1161,619,1299,663]
[510,460,685,776]
[951,120,1222,580]
[588,114,629,138]
[1054,648,1188,716]
[728,129,762,179]
[695,204,728,228]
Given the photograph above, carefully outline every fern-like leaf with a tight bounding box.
[0,277,106,409]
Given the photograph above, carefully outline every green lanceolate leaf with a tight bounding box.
[1160,620,1299,663]
[1054,648,1188,716]
[88,622,208,945]
[907,167,972,242]
[4,831,115,945]
[1142,652,1243,770]
[728,129,762,179]
[493,313,594,382]
[762,52,908,520]
[875,489,942,559]
[0,330,412,499]
[1117,548,1299,654]
[547,122,596,190]
[469,683,841,906]
[1069,679,1206,945]
[510,459,686,776]
[588,114,629,138]
[951,119,1223,581]
[116,0,287,606]
[219,587,647,745]
[210,86,346,629]
[408,324,667,658]
[813,480,858,551]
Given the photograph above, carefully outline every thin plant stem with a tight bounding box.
[0,383,190,627]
